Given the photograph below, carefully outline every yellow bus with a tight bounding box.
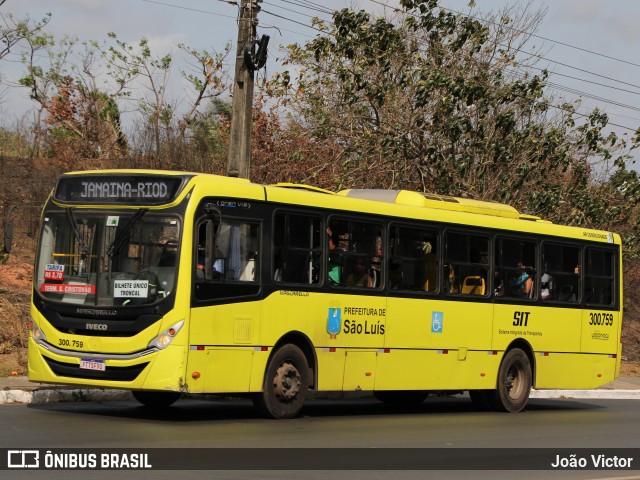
[28,170,623,418]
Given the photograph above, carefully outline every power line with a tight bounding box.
[275,0,334,16]
[267,2,640,132]
[139,0,238,19]
[524,64,640,98]
[263,1,332,24]
[546,101,638,133]
[364,0,640,92]
[500,42,640,92]
[366,0,640,70]
[261,8,325,34]
[135,0,640,132]
[436,2,640,70]
[359,0,640,122]
[506,69,640,123]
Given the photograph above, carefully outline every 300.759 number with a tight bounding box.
[58,338,84,348]
[589,312,613,326]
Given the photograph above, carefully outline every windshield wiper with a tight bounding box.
[66,208,90,259]
[106,208,149,258]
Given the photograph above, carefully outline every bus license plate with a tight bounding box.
[79,359,106,371]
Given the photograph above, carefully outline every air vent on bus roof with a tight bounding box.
[338,189,522,219]
[519,214,553,224]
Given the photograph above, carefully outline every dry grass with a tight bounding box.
[0,293,30,376]
[0,295,29,354]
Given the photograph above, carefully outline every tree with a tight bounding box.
[0,1,50,61]
[105,34,231,166]
[267,0,640,254]
[15,27,232,166]
[19,35,127,160]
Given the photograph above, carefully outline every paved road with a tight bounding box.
[1,395,639,480]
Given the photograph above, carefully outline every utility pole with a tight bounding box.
[227,0,260,179]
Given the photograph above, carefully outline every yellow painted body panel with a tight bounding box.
[186,348,254,393]
[492,303,583,353]
[385,297,493,350]
[343,351,377,391]
[374,349,500,390]
[534,353,617,389]
[182,290,620,394]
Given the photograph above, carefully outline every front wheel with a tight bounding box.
[490,348,532,412]
[253,344,309,419]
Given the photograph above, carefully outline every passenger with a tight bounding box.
[327,227,341,284]
[494,271,505,297]
[513,262,533,296]
[346,259,373,288]
[541,271,553,300]
[196,262,205,280]
[212,258,225,279]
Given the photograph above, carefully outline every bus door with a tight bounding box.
[188,216,261,394]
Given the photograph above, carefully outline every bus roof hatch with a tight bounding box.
[338,189,521,219]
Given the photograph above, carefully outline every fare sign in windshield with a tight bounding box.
[53,174,192,205]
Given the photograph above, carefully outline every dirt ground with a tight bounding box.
[1,256,639,378]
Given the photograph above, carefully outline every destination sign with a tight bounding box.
[53,174,193,205]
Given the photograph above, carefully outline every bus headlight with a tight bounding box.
[29,317,46,342]
[148,320,184,350]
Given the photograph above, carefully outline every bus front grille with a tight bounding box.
[43,357,148,382]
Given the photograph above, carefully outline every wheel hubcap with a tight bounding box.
[273,361,301,402]
[506,364,524,399]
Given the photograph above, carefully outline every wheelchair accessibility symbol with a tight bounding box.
[431,311,443,333]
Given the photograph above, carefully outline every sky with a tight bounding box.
[1,0,640,166]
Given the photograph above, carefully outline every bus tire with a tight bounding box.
[374,390,428,405]
[253,344,309,419]
[492,348,532,412]
[132,390,181,408]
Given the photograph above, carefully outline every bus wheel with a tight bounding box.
[132,390,181,408]
[494,348,532,412]
[374,390,428,405]
[253,344,309,419]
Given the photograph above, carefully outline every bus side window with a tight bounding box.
[195,219,259,283]
[389,225,438,292]
[495,237,536,300]
[273,213,321,285]
[445,231,488,296]
[542,243,580,303]
[584,247,615,306]
[326,219,383,289]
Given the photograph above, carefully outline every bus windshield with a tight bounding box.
[35,209,180,307]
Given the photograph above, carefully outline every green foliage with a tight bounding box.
[267,0,640,255]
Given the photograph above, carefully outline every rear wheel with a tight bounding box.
[253,344,309,419]
[132,390,181,408]
[490,348,532,412]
